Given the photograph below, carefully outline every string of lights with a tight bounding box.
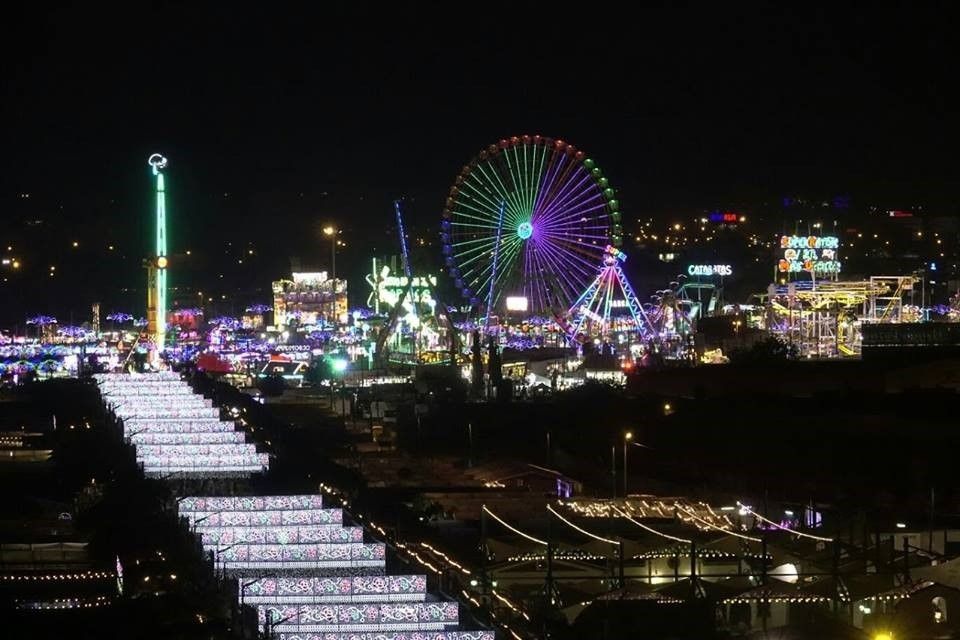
[0,571,114,581]
[612,506,691,544]
[674,505,761,542]
[482,506,547,546]
[547,505,618,545]
[736,502,833,542]
[419,542,471,576]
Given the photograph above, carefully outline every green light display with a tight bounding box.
[149,154,168,353]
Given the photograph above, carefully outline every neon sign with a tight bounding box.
[687,264,732,277]
[709,211,741,223]
[778,236,841,274]
[604,245,626,262]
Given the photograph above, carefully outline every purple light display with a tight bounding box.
[199,524,364,545]
[240,574,427,603]
[180,495,324,511]
[183,508,343,527]
[97,373,268,479]
[258,601,458,632]
[273,634,492,640]
[96,376,487,639]
[131,431,246,444]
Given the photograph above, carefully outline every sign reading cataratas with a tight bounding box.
[778,235,841,274]
[687,264,733,277]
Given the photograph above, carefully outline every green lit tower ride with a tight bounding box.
[147,153,168,355]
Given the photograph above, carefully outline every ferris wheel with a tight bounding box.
[441,135,623,315]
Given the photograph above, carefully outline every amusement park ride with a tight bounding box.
[145,153,169,364]
[439,135,694,358]
[760,276,921,358]
[372,200,458,366]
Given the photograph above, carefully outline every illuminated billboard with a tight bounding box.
[687,264,732,277]
[778,236,841,275]
[505,296,529,312]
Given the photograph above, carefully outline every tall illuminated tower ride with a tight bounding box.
[147,153,169,355]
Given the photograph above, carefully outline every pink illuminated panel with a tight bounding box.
[180,495,323,512]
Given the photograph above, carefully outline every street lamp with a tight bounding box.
[213,543,239,580]
[239,575,275,636]
[623,435,650,497]
[323,226,336,282]
[623,432,632,496]
[265,605,306,639]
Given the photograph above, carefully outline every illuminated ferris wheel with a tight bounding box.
[441,135,623,315]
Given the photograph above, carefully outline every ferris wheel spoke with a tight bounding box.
[450,233,505,248]
[449,208,502,226]
[532,243,586,307]
[539,190,608,228]
[532,149,567,220]
[518,144,533,218]
[518,142,546,224]
[456,190,502,222]
[475,162,525,224]
[536,162,586,216]
[536,237,603,279]
[459,178,510,222]
[535,170,598,228]
[545,227,610,245]
[470,235,523,307]
[524,244,552,311]
[503,150,537,228]
[524,245,556,307]
[536,156,584,216]
[533,232,598,281]
[543,223,610,238]
[496,234,525,281]
[540,227,610,243]
[507,143,538,221]
[461,171,509,215]
[453,242,499,266]
[529,144,550,220]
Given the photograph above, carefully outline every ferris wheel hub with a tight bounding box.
[517,221,533,240]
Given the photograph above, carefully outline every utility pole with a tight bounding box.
[610,444,617,499]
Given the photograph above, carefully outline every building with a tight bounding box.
[272,271,347,328]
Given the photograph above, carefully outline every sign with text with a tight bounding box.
[687,264,732,277]
[778,236,841,274]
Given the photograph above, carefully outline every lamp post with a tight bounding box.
[239,576,265,637]
[213,543,239,581]
[611,444,617,499]
[623,431,632,497]
[265,606,304,639]
[323,226,336,282]
[623,438,651,499]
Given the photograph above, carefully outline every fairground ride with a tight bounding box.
[373,201,459,367]
[145,153,169,362]
[564,245,657,347]
[760,277,918,358]
[441,135,623,317]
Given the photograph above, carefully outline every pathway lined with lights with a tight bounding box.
[96,372,492,640]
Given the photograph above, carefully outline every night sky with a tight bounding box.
[1,4,957,323]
